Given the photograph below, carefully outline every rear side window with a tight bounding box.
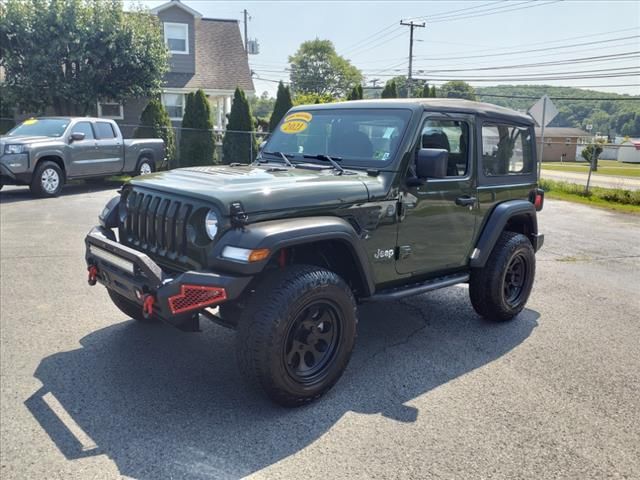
[94,122,116,139]
[481,124,534,176]
[73,122,94,140]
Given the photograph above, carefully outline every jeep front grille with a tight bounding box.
[121,189,193,261]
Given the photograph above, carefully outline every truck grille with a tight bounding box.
[121,189,193,262]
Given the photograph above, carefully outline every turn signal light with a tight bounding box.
[248,248,270,262]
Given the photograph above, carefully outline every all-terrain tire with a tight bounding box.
[30,161,64,197]
[236,265,358,407]
[469,231,536,322]
[108,290,158,323]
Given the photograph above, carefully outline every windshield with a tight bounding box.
[265,109,412,166]
[7,118,70,138]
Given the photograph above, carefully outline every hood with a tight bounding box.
[0,135,59,145]
[128,165,373,216]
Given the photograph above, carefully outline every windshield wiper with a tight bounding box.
[258,150,295,168]
[303,154,345,174]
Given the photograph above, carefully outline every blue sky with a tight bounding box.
[135,0,640,97]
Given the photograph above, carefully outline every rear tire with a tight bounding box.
[236,265,358,407]
[469,231,536,321]
[30,161,64,197]
[108,290,158,323]
[136,157,155,176]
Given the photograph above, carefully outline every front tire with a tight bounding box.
[236,265,358,407]
[30,161,64,197]
[469,231,536,321]
[108,290,158,323]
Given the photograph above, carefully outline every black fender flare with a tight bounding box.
[210,216,375,296]
[470,200,539,268]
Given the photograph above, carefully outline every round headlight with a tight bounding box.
[205,210,219,239]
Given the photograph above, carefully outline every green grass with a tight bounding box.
[541,160,640,178]
[539,178,640,214]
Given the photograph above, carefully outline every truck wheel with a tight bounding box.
[30,161,64,197]
[236,265,358,407]
[107,290,158,323]
[137,157,155,176]
[469,231,536,322]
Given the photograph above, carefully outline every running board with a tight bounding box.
[365,273,470,302]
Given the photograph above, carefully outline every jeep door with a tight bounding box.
[67,121,98,177]
[395,114,477,275]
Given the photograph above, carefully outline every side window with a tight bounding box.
[95,122,116,139]
[482,124,534,176]
[420,119,470,177]
[72,122,94,140]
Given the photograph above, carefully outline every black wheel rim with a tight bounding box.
[284,301,342,385]
[503,254,527,307]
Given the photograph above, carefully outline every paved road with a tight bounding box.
[541,168,640,191]
[1,184,639,480]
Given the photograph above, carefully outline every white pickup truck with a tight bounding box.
[0,117,165,197]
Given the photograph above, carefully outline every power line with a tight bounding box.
[414,35,640,61]
[405,0,507,22]
[476,93,640,101]
[428,0,562,24]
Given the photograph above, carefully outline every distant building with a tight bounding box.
[618,139,640,163]
[535,127,590,162]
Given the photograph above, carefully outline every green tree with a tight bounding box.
[268,81,293,132]
[430,86,437,98]
[439,81,476,100]
[223,87,257,164]
[179,90,215,167]
[381,80,398,99]
[293,93,336,105]
[421,83,431,98]
[0,0,168,116]
[250,91,276,119]
[347,84,363,100]
[386,76,428,98]
[0,84,15,134]
[134,99,176,169]
[289,39,362,98]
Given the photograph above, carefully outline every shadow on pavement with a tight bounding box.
[27,286,538,479]
[0,181,123,204]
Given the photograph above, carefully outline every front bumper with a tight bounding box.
[85,226,252,327]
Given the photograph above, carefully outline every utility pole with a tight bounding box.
[243,9,249,53]
[400,20,425,98]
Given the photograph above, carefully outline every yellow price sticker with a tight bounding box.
[23,119,38,125]
[284,112,313,123]
[280,120,309,134]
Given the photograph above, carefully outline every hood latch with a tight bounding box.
[230,201,249,228]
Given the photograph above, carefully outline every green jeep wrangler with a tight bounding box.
[85,99,544,406]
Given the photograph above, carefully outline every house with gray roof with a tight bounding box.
[98,0,254,135]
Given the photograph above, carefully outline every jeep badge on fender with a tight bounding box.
[85,99,544,407]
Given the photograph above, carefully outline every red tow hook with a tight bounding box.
[142,294,156,320]
[87,265,98,286]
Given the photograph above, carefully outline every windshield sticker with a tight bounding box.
[23,119,38,125]
[284,112,313,123]
[281,119,309,134]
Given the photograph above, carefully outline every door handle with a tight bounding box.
[455,195,476,207]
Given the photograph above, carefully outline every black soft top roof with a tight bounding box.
[290,98,534,126]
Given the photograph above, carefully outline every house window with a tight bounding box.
[97,101,123,119]
[162,93,184,120]
[164,22,189,54]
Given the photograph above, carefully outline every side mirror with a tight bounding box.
[416,148,448,179]
[69,132,86,142]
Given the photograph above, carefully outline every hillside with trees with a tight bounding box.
[475,85,640,137]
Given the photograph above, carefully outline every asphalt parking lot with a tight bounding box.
[1,183,639,479]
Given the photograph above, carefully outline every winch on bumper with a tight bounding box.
[85,226,252,328]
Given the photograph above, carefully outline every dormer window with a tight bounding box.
[164,22,189,54]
